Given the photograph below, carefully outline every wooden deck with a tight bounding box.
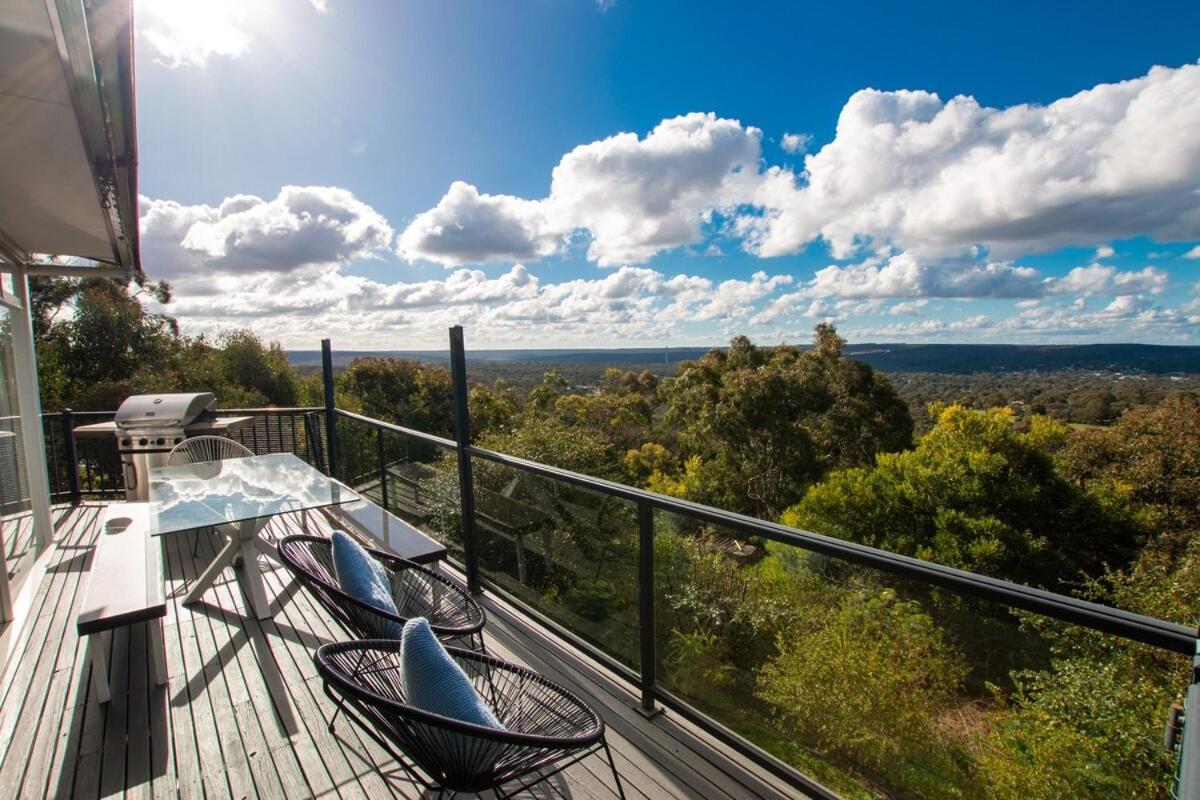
[0,504,805,799]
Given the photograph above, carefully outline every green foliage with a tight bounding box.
[212,330,298,406]
[663,629,734,697]
[783,405,1139,587]
[32,276,302,410]
[562,578,619,622]
[758,588,975,797]
[978,634,1179,800]
[337,356,453,436]
[660,326,912,518]
[1060,394,1200,555]
[468,380,521,437]
[35,294,1195,800]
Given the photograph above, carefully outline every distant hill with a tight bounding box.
[287,343,1200,375]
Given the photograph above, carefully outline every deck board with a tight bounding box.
[0,504,806,799]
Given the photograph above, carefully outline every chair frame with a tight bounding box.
[166,435,255,557]
[166,434,254,465]
[315,639,625,799]
[277,534,486,650]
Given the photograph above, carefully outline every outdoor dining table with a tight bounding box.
[148,452,359,620]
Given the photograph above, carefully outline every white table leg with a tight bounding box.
[235,520,272,620]
[89,634,111,704]
[148,619,168,686]
[184,530,240,605]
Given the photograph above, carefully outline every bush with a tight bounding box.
[758,588,976,797]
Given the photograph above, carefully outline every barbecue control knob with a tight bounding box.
[155,438,165,446]
[138,438,147,446]
[173,437,183,444]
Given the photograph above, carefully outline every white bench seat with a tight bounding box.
[77,503,167,703]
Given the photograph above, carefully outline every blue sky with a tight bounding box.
[134,0,1200,349]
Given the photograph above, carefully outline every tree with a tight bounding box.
[468,380,521,438]
[1060,394,1200,556]
[338,357,454,437]
[783,405,1140,588]
[35,277,181,409]
[659,326,912,518]
[213,330,299,406]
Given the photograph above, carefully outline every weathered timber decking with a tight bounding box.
[0,504,805,799]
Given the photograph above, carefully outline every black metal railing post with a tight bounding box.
[376,427,389,510]
[637,499,661,716]
[321,339,339,479]
[62,408,81,506]
[449,326,482,595]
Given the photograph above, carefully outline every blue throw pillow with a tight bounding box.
[330,530,403,637]
[399,617,504,730]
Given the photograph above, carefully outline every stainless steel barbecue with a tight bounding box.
[74,393,253,501]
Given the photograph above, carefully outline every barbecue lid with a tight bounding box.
[114,393,216,428]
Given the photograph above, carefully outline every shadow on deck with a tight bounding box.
[0,504,804,799]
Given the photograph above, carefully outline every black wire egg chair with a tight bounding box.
[315,639,626,799]
[278,533,486,651]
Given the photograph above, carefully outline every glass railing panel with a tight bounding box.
[331,414,462,557]
[471,459,641,670]
[652,510,1189,799]
[376,427,460,558]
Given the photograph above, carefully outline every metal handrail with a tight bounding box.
[332,409,456,450]
[465,443,1195,655]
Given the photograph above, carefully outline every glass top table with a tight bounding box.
[148,452,359,619]
[148,452,357,536]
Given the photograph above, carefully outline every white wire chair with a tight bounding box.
[166,435,253,467]
[167,435,254,556]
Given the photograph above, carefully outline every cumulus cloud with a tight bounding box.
[395,182,557,268]
[1048,263,1168,296]
[888,299,929,316]
[780,132,813,154]
[804,251,1045,300]
[140,187,393,278]
[396,61,1200,311]
[397,113,764,267]
[741,63,1200,260]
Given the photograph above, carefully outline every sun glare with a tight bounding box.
[136,0,252,69]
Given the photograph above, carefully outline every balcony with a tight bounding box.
[15,349,1198,798]
[0,502,799,799]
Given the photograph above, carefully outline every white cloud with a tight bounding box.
[397,113,763,267]
[395,64,1200,311]
[140,186,393,279]
[1185,245,1200,259]
[780,132,813,154]
[1048,263,1168,296]
[1112,266,1169,295]
[888,299,928,316]
[805,299,832,318]
[395,182,558,268]
[142,190,797,346]
[1053,264,1116,296]
[741,64,1200,260]
[804,251,1045,300]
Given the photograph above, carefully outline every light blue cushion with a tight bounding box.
[400,617,503,729]
[330,530,403,637]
